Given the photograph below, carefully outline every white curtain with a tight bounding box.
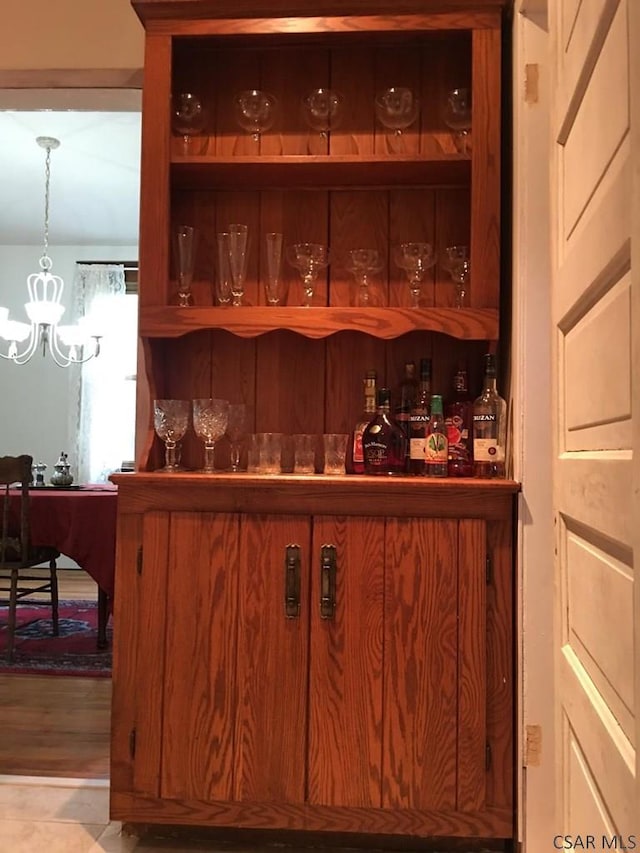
[68,263,136,483]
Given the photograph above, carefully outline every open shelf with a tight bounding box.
[139,305,499,340]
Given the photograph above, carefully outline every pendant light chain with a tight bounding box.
[41,143,53,272]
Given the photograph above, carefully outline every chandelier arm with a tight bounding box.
[48,327,100,367]
[0,325,40,365]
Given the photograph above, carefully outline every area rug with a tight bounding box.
[0,600,112,677]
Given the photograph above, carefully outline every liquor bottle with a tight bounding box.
[473,353,507,478]
[425,394,448,477]
[348,369,377,474]
[408,357,432,475]
[363,388,407,475]
[445,364,474,477]
[395,361,418,439]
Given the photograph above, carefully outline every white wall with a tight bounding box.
[0,244,137,474]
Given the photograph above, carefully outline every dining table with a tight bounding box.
[9,483,118,649]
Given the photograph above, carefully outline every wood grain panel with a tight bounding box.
[139,33,172,308]
[329,191,389,306]
[161,511,240,800]
[325,331,387,435]
[110,512,144,793]
[470,27,501,308]
[134,511,170,795]
[485,519,513,808]
[309,515,384,807]
[383,518,458,810]
[211,330,257,470]
[389,189,437,307]
[331,46,375,156]
[235,514,311,802]
[457,518,486,811]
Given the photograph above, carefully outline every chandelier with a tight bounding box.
[0,136,101,367]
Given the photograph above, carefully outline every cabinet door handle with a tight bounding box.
[319,544,337,620]
[284,544,301,618]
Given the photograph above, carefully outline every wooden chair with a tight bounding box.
[0,454,60,662]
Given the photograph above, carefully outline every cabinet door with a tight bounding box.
[160,511,240,801]
[234,514,311,803]
[309,515,385,807]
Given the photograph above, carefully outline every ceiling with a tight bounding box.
[0,104,141,247]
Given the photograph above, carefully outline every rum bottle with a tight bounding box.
[408,357,432,475]
[425,394,448,477]
[363,388,407,475]
[445,364,474,477]
[348,369,377,474]
[395,361,418,440]
[473,353,507,478]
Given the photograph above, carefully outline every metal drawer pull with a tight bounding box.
[284,544,301,618]
[320,544,337,620]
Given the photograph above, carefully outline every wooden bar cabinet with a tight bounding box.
[111,0,518,847]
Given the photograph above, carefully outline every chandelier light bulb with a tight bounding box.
[0,136,102,367]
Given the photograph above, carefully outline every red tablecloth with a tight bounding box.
[10,486,118,600]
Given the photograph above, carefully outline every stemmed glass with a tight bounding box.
[345,248,383,307]
[193,398,229,473]
[172,93,206,154]
[235,89,277,143]
[226,403,248,472]
[375,87,420,136]
[286,243,330,307]
[442,245,470,308]
[302,88,344,140]
[220,223,249,307]
[443,87,472,155]
[394,242,436,308]
[153,399,190,472]
[264,232,286,305]
[173,225,197,307]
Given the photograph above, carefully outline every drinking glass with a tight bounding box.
[215,232,233,305]
[193,398,229,473]
[173,225,197,306]
[443,87,472,155]
[286,242,330,307]
[227,223,249,306]
[302,88,344,139]
[375,87,419,135]
[442,245,470,308]
[293,434,316,474]
[264,232,285,305]
[235,89,277,143]
[323,433,349,475]
[226,403,248,472]
[393,242,435,308]
[153,399,190,472]
[172,93,206,154]
[345,248,383,307]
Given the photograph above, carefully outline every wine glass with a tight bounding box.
[345,248,383,307]
[393,242,435,308]
[443,87,472,154]
[264,232,286,305]
[286,243,330,307]
[226,403,248,472]
[442,245,470,308]
[173,225,197,307]
[193,398,229,473]
[220,224,249,307]
[375,87,420,136]
[153,399,190,472]
[172,93,206,154]
[302,88,344,139]
[235,89,277,143]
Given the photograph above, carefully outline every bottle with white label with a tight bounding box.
[472,353,507,478]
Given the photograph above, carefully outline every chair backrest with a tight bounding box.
[0,454,33,565]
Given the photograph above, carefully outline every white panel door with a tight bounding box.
[550,0,639,843]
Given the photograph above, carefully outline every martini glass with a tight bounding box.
[153,399,190,472]
[286,243,330,307]
[345,248,383,306]
[442,245,470,308]
[393,242,435,307]
[193,398,229,473]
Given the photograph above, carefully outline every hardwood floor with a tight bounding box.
[0,569,111,779]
